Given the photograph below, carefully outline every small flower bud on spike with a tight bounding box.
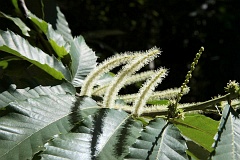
[224,80,239,94]
[170,46,204,118]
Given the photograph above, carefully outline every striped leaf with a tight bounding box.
[126,118,188,160]
[211,104,240,160]
[41,109,142,160]
[0,84,99,160]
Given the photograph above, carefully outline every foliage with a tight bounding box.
[1,1,240,159]
[58,0,240,102]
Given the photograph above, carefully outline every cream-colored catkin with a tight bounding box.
[80,53,139,96]
[132,68,168,116]
[118,87,190,103]
[103,47,161,109]
[92,70,155,96]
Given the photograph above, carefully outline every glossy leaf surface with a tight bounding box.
[126,118,188,160]
[41,109,142,160]
[211,104,240,160]
[0,30,71,80]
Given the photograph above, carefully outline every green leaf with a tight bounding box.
[11,0,21,14]
[11,0,18,10]
[0,11,30,36]
[0,95,73,160]
[29,13,48,33]
[147,99,169,105]
[48,26,69,58]
[56,6,73,42]
[211,104,240,160]
[0,87,99,160]
[29,13,69,58]
[41,109,142,159]
[69,36,97,87]
[174,114,219,152]
[126,118,188,160]
[0,30,71,80]
[0,83,73,109]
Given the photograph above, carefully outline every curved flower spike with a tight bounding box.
[80,52,141,96]
[132,68,168,116]
[103,47,161,108]
[92,70,155,96]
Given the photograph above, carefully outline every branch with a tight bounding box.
[18,0,29,18]
[141,92,238,117]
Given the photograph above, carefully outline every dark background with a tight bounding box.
[1,0,240,102]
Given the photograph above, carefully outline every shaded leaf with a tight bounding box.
[56,6,73,42]
[0,11,30,36]
[126,118,188,160]
[0,60,8,69]
[69,36,97,87]
[11,0,19,11]
[186,140,210,160]
[41,109,142,160]
[0,89,99,160]
[0,30,71,80]
[211,104,240,160]
[0,56,21,69]
[174,114,219,152]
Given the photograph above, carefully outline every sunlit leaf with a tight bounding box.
[69,36,97,87]
[0,83,74,109]
[29,13,69,58]
[48,25,69,57]
[0,30,71,80]
[174,114,219,152]
[56,6,73,42]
